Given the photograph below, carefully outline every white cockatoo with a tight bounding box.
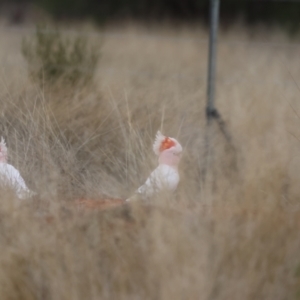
[126,131,182,201]
[0,137,33,200]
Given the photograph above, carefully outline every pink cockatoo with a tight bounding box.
[0,137,33,200]
[126,130,182,201]
[74,131,182,211]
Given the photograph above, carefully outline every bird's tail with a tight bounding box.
[125,193,145,202]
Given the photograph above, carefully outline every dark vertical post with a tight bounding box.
[206,0,220,121]
[202,0,220,182]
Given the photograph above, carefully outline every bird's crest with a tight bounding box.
[153,131,176,155]
[0,137,7,159]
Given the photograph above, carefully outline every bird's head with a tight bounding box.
[153,131,182,167]
[0,137,7,163]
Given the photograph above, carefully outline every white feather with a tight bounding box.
[0,162,32,199]
[137,164,179,197]
[152,130,166,156]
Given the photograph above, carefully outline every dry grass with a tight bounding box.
[0,22,299,299]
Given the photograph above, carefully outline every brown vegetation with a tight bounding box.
[0,23,299,299]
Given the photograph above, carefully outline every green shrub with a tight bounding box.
[22,25,100,86]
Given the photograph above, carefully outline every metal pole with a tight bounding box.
[202,0,220,182]
[206,0,220,121]
[202,0,237,183]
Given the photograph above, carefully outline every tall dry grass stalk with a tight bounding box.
[0,23,299,299]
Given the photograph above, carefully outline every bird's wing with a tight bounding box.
[0,164,31,199]
[137,165,178,196]
[137,167,161,196]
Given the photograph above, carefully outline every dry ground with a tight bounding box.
[0,23,299,299]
